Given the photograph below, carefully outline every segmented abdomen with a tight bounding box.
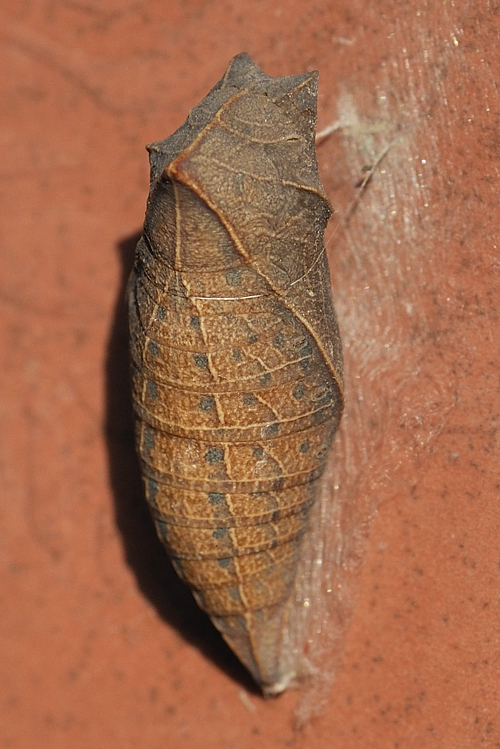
[129,190,341,689]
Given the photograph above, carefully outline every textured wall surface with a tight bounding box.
[1,2,499,747]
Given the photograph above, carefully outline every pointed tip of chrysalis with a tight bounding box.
[223,52,318,103]
[211,603,298,696]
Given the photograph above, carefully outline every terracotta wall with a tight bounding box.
[1,1,499,747]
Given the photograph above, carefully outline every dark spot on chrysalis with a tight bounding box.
[263,422,279,437]
[155,518,168,541]
[194,353,208,369]
[293,383,305,399]
[148,340,159,357]
[205,446,224,463]
[273,332,285,349]
[143,426,155,451]
[212,527,228,539]
[190,315,200,328]
[147,478,159,504]
[208,492,225,505]
[300,440,310,453]
[147,380,158,399]
[243,393,256,405]
[225,268,242,286]
[200,395,215,411]
[172,557,184,575]
[228,586,241,601]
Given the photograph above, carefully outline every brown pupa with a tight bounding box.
[128,52,344,695]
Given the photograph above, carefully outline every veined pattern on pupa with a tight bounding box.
[129,52,344,695]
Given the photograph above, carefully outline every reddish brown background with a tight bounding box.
[1,2,499,747]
